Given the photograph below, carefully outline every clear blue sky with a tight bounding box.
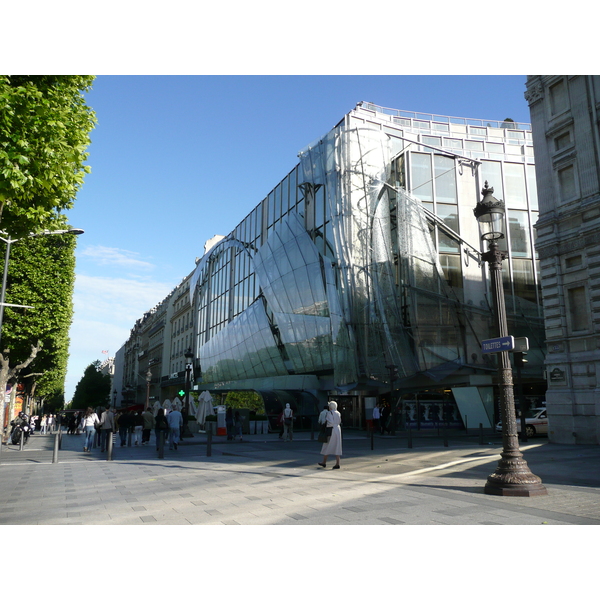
[64,75,532,402]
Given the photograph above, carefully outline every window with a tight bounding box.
[410,153,433,202]
[565,255,582,269]
[504,163,528,209]
[433,155,457,204]
[558,164,577,201]
[549,79,568,116]
[555,130,572,151]
[508,210,531,257]
[567,286,590,332]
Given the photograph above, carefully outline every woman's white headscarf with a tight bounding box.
[328,400,338,411]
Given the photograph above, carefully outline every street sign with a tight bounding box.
[513,337,529,353]
[482,335,514,353]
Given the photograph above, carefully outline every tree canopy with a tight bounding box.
[0,75,95,426]
[0,75,96,238]
[2,216,76,398]
[71,361,111,410]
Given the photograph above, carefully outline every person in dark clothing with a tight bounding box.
[118,411,134,446]
[381,404,391,435]
[155,409,169,451]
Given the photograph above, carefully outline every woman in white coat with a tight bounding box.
[318,401,342,469]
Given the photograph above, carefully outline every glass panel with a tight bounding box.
[439,254,462,292]
[526,165,538,210]
[512,258,537,304]
[410,153,433,202]
[480,160,503,198]
[315,184,325,229]
[505,163,527,208]
[465,140,484,151]
[434,155,457,204]
[508,210,531,258]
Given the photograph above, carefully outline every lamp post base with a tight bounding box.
[484,452,548,496]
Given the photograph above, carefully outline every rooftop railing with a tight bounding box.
[357,101,531,131]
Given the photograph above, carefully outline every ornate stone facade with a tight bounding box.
[526,75,600,444]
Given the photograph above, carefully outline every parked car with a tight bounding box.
[495,408,548,438]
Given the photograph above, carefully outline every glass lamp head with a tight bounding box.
[474,181,506,241]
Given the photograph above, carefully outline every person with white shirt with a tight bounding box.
[167,407,183,450]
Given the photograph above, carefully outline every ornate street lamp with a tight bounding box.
[474,182,547,496]
[145,369,152,410]
[182,348,194,437]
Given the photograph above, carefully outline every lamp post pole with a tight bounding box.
[145,369,152,410]
[182,349,194,438]
[475,183,546,497]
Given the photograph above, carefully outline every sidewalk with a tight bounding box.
[1,428,599,525]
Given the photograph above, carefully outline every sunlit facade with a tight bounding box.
[187,102,545,428]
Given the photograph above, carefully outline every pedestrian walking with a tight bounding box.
[283,403,294,441]
[318,400,342,470]
[372,404,381,434]
[155,408,169,451]
[99,407,115,452]
[80,407,99,453]
[318,405,328,425]
[226,407,234,440]
[234,410,243,442]
[40,415,47,435]
[142,407,155,445]
[167,406,183,450]
[132,411,143,445]
[381,404,391,435]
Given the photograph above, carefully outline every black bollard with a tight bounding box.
[206,427,212,457]
[107,432,114,461]
[127,429,132,447]
[52,431,60,463]
[408,423,413,449]
[479,423,484,445]
[58,429,62,450]
[443,425,449,447]
[158,430,165,459]
[370,427,374,451]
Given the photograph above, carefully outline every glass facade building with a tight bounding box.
[187,102,544,428]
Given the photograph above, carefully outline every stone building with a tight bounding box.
[525,75,600,444]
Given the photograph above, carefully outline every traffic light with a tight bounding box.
[514,352,528,368]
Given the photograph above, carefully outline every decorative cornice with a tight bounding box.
[524,80,544,106]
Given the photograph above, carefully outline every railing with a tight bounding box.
[357,101,531,131]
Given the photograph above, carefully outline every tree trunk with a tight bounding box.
[1,341,42,443]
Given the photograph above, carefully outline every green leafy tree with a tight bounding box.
[2,221,76,399]
[0,75,95,437]
[71,361,111,410]
[224,390,265,414]
[0,75,96,237]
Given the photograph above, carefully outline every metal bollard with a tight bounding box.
[127,429,132,447]
[370,427,374,451]
[107,432,114,461]
[407,423,413,449]
[20,431,24,451]
[479,423,484,445]
[52,431,60,463]
[206,427,212,457]
[58,429,62,450]
[158,430,165,459]
[443,425,449,447]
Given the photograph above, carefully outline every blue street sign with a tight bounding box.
[482,335,514,354]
